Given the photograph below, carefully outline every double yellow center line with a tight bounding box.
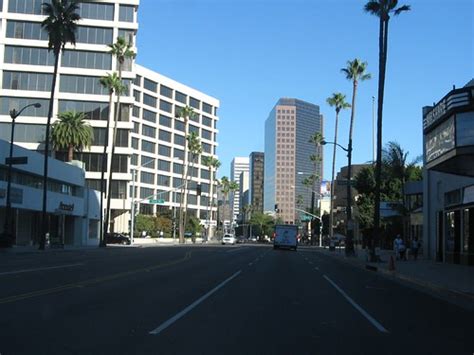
[0,251,192,305]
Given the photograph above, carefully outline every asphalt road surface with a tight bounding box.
[0,244,472,355]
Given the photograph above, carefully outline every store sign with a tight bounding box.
[59,202,74,212]
[423,89,472,131]
[425,116,455,162]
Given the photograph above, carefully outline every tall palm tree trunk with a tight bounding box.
[99,90,114,247]
[182,154,196,239]
[346,81,358,255]
[40,51,60,250]
[207,167,214,240]
[329,111,339,239]
[67,145,74,162]
[104,67,123,237]
[178,120,189,243]
[373,17,388,258]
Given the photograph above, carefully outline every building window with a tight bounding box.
[202,143,212,154]
[6,20,48,40]
[201,169,210,180]
[118,29,135,45]
[133,90,141,102]
[173,163,183,174]
[159,130,171,142]
[3,71,52,92]
[131,137,139,149]
[142,109,156,123]
[202,129,212,140]
[133,75,142,86]
[1,97,49,117]
[0,123,45,143]
[141,171,155,185]
[189,125,199,134]
[59,75,108,95]
[141,124,156,138]
[78,2,114,20]
[59,100,109,121]
[190,97,200,110]
[144,78,157,92]
[76,26,113,45]
[157,175,169,186]
[159,114,172,127]
[119,5,135,22]
[8,0,45,14]
[158,144,171,157]
[140,187,154,200]
[174,134,185,147]
[141,140,155,154]
[132,105,140,118]
[174,120,185,132]
[62,50,112,70]
[158,159,170,172]
[202,102,212,114]
[141,156,155,169]
[160,100,172,113]
[175,91,187,104]
[131,154,138,166]
[160,85,173,98]
[143,93,157,108]
[173,178,183,188]
[202,116,212,127]
[174,148,184,160]
[112,155,128,173]
[4,46,54,66]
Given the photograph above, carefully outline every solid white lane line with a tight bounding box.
[0,263,84,276]
[225,248,244,253]
[323,275,389,333]
[149,270,242,335]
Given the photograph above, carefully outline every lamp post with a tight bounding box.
[321,140,354,256]
[1,103,41,248]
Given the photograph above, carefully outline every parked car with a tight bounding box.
[106,233,131,245]
[236,236,247,244]
[222,234,236,245]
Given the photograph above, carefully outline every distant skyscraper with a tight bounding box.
[230,157,249,222]
[239,171,250,220]
[249,152,264,213]
[264,98,323,223]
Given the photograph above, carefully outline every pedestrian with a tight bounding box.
[393,234,401,260]
[411,237,420,260]
[399,238,407,261]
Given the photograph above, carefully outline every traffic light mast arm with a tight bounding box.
[295,208,320,219]
[135,183,186,204]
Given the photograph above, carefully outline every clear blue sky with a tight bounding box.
[137,0,474,179]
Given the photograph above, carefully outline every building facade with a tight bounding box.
[0,139,100,246]
[264,98,323,224]
[230,156,249,222]
[0,0,220,236]
[249,151,264,213]
[423,80,474,266]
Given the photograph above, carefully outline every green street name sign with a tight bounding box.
[149,199,165,204]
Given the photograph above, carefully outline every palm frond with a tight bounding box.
[364,0,382,15]
[394,4,411,15]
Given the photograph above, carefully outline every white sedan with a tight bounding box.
[222,235,236,245]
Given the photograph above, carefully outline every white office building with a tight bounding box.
[230,157,249,222]
[0,0,220,236]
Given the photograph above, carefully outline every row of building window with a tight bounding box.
[132,104,215,128]
[7,0,134,23]
[134,77,216,116]
[2,71,132,97]
[131,134,213,154]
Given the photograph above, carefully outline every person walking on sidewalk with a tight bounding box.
[411,237,420,260]
[399,238,407,261]
[394,234,403,260]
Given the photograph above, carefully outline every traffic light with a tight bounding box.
[196,183,202,196]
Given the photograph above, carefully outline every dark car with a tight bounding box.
[236,236,247,244]
[106,233,131,245]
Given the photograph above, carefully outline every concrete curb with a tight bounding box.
[315,249,474,311]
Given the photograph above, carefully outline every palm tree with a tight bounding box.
[51,111,93,162]
[326,93,351,239]
[176,106,196,243]
[219,176,231,234]
[364,0,410,258]
[104,37,135,242]
[39,0,80,250]
[308,132,324,216]
[302,174,317,214]
[341,58,371,255]
[202,156,221,240]
[228,180,239,232]
[98,72,125,247]
[181,132,202,239]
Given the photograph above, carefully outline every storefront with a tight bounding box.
[423,80,474,265]
[0,140,100,247]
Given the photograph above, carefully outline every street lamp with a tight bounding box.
[1,103,41,248]
[321,139,355,256]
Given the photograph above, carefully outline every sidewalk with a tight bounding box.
[315,246,474,310]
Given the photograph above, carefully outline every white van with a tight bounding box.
[273,225,298,251]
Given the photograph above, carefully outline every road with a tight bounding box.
[0,244,472,355]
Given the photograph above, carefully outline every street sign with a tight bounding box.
[148,199,165,204]
[5,156,28,165]
[337,179,355,186]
